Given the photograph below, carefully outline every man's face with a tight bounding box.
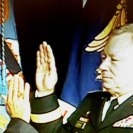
[98,33,133,97]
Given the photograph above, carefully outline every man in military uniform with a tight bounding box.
[5,23,133,133]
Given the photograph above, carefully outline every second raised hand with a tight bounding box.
[35,41,58,95]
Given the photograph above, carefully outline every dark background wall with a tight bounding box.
[14,0,133,96]
[14,0,82,96]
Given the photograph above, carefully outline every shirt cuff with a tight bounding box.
[30,92,62,123]
[35,90,54,97]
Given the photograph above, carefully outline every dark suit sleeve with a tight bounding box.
[30,93,72,133]
[4,118,38,133]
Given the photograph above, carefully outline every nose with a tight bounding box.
[98,58,110,71]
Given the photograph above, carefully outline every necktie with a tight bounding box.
[106,99,118,117]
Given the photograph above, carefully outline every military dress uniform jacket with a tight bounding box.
[5,91,133,133]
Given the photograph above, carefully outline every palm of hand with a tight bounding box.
[36,64,57,92]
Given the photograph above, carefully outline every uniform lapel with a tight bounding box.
[99,95,133,129]
[90,97,108,128]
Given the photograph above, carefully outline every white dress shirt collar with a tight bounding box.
[102,91,133,121]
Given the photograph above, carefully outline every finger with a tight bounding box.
[24,83,30,101]
[6,69,13,81]
[13,75,19,102]
[40,43,45,65]
[18,76,24,94]
[47,45,56,73]
[42,41,48,64]
[6,104,10,114]
[7,77,13,103]
[36,50,41,68]
[18,71,24,79]
[47,45,55,65]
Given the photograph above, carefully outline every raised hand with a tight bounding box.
[6,75,31,123]
[35,42,58,95]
